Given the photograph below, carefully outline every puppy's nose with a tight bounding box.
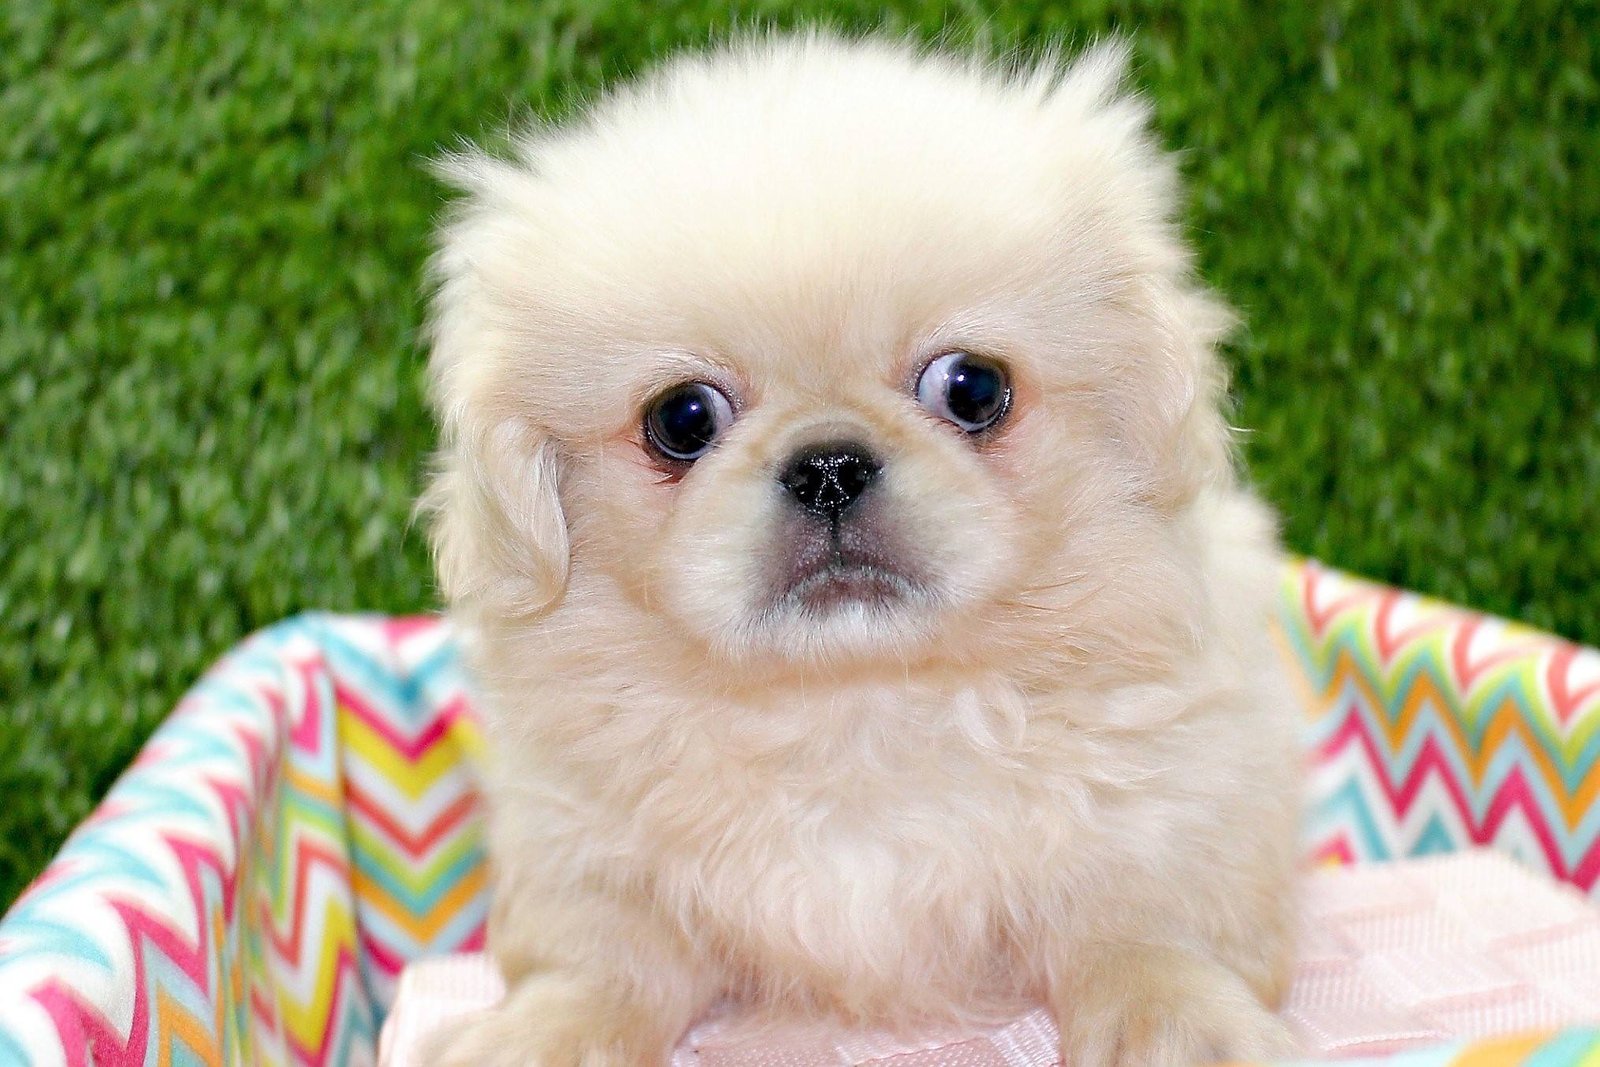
[778,441,881,521]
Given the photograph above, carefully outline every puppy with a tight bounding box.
[423,33,1301,1067]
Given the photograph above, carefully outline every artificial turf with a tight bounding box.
[1,0,1595,907]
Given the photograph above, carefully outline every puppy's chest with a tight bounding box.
[631,719,1087,999]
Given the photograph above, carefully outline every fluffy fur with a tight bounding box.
[423,33,1302,1067]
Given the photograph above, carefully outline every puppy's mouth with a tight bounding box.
[770,512,925,615]
[784,556,918,611]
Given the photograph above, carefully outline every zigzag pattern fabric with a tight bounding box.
[0,614,487,1065]
[0,561,1598,1065]
[1287,562,1600,882]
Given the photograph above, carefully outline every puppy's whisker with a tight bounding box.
[998,600,1065,614]
[1016,572,1091,595]
[993,582,1103,619]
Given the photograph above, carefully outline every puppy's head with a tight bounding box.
[426,36,1235,676]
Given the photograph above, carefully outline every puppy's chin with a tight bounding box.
[779,562,919,615]
[655,538,953,667]
[734,584,946,666]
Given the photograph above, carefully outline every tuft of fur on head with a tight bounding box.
[421,31,1299,1064]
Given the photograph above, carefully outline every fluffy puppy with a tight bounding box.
[423,33,1301,1067]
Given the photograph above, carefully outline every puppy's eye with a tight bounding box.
[915,351,1010,434]
[644,381,735,462]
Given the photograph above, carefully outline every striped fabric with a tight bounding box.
[0,615,487,1065]
[1289,561,1600,883]
[0,560,1597,1065]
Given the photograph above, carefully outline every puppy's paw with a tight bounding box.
[419,1008,538,1067]
[418,973,672,1067]
[1053,944,1296,1067]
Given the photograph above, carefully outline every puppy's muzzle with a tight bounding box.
[769,439,921,614]
[778,441,881,522]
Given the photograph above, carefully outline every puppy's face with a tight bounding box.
[428,39,1234,675]
[596,319,1020,661]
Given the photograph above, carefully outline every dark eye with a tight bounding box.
[915,351,1010,433]
[644,381,735,462]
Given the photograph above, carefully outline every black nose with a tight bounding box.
[778,441,882,521]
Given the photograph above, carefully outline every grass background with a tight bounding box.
[1,0,1595,909]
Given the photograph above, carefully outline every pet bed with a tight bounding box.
[1,560,1598,1065]
[374,850,1600,1065]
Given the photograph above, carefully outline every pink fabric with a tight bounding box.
[378,851,1600,1065]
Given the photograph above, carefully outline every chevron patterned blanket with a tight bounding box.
[1,560,1597,1065]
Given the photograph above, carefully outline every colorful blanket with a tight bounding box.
[1,560,1597,1065]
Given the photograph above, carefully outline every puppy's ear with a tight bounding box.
[421,151,571,616]
[424,419,569,617]
[1138,280,1239,509]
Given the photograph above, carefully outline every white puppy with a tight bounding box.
[423,33,1301,1067]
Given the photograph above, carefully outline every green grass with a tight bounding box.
[1,0,1595,908]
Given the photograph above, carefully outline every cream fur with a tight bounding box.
[422,32,1302,1067]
